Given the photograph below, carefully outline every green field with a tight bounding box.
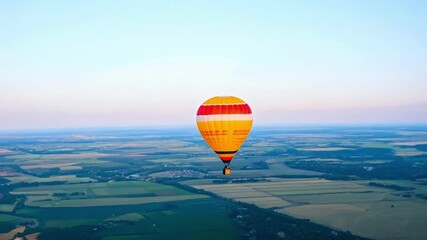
[5,174,94,184]
[27,195,208,208]
[16,198,237,240]
[13,181,187,196]
[0,213,31,225]
[12,181,206,208]
[104,213,145,222]
[6,180,237,239]
[0,204,16,213]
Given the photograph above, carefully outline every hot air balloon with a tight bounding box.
[196,96,253,175]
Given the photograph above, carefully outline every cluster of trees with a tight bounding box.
[368,182,415,191]
[288,159,427,180]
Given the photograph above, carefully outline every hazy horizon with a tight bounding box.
[1,0,426,130]
[2,123,427,133]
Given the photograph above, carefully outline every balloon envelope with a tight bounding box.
[196,96,253,163]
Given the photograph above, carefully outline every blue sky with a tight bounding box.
[1,0,426,129]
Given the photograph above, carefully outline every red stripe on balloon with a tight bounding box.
[219,156,233,161]
[197,104,252,116]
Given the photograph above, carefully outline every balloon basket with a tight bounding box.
[223,166,231,175]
